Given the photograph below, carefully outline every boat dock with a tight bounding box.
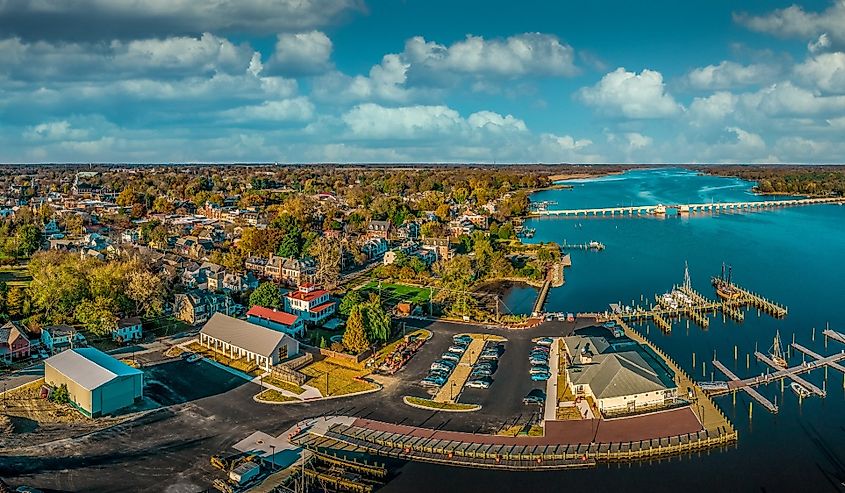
[710,360,779,412]
[561,241,605,251]
[609,267,785,332]
[707,330,845,413]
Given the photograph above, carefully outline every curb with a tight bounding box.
[254,383,383,405]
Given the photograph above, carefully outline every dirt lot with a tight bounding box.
[0,380,129,450]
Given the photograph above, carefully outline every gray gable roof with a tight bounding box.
[569,350,671,399]
[199,313,292,357]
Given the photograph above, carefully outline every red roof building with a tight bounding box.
[284,284,336,325]
[246,305,305,337]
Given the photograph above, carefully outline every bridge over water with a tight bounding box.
[531,197,845,217]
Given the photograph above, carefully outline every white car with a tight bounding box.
[186,353,203,363]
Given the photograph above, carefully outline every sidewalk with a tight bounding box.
[544,338,560,421]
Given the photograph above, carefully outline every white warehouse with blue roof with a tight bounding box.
[44,347,144,418]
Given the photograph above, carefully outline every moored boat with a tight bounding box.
[770,330,788,369]
[790,382,812,398]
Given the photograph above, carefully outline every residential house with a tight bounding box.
[367,220,393,240]
[121,229,140,244]
[41,325,78,353]
[422,237,454,261]
[448,218,475,237]
[282,257,316,286]
[245,256,267,275]
[246,305,305,338]
[0,321,31,363]
[396,221,420,240]
[113,317,143,343]
[361,237,388,259]
[198,313,300,371]
[284,284,336,325]
[173,290,235,325]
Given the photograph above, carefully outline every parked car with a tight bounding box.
[421,375,447,387]
[465,376,493,389]
[441,352,460,362]
[523,389,546,405]
[431,361,456,372]
[38,349,49,359]
[447,345,467,354]
[453,334,473,344]
[470,368,493,378]
[186,353,203,363]
[530,365,550,375]
[529,356,549,366]
[530,371,551,381]
[531,345,550,353]
[536,337,554,346]
[474,361,497,371]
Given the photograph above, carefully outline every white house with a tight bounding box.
[113,317,143,343]
[41,325,77,353]
[284,284,336,325]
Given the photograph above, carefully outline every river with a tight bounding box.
[384,168,845,492]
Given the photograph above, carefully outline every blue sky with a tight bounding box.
[1,0,844,163]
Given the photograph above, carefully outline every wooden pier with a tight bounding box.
[561,241,605,251]
[708,330,845,413]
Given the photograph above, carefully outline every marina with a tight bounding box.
[706,329,845,413]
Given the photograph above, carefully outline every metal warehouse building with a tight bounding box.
[44,347,144,418]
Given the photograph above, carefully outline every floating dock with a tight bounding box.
[707,330,845,413]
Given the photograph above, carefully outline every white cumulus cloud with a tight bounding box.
[686,61,779,90]
[794,51,845,94]
[267,31,333,75]
[578,68,683,119]
[735,1,845,46]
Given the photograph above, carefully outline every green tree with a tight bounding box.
[342,306,370,354]
[15,224,42,257]
[249,282,283,309]
[338,290,362,318]
[74,296,118,337]
[320,336,328,349]
[51,383,70,404]
[362,300,391,344]
[6,286,27,318]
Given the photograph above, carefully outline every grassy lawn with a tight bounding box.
[300,358,377,396]
[256,389,301,403]
[359,281,432,307]
[186,341,259,375]
[145,317,191,338]
[0,265,31,287]
[403,396,480,411]
[261,375,305,395]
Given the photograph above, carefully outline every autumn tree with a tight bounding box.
[308,236,341,287]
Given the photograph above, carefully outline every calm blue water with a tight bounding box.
[388,168,845,492]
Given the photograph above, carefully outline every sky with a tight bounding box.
[1,0,844,164]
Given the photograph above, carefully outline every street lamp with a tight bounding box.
[450,381,456,401]
[269,445,276,471]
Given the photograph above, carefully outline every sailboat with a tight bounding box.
[713,263,742,301]
[769,330,788,369]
